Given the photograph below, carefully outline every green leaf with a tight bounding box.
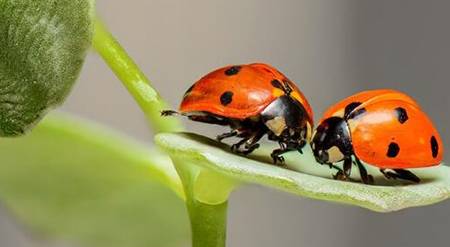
[156,132,450,212]
[0,0,95,136]
[0,114,189,247]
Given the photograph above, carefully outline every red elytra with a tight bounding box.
[163,63,313,163]
[311,89,443,184]
[180,63,313,122]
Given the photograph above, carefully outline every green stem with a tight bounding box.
[94,18,229,247]
[173,158,232,247]
[187,199,227,247]
[92,19,183,133]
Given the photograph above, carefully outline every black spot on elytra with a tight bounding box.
[220,91,233,106]
[395,107,409,124]
[271,79,283,89]
[387,142,400,158]
[345,102,367,119]
[431,136,439,158]
[344,102,362,119]
[224,66,241,76]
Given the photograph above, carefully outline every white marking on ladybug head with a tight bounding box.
[265,116,287,136]
[327,146,345,163]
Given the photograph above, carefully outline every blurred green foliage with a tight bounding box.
[0,114,189,247]
[0,0,94,136]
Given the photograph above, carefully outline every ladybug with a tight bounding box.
[162,63,313,163]
[311,89,444,184]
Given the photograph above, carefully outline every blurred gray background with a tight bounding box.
[1,0,449,246]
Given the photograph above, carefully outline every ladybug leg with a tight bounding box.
[217,129,239,142]
[332,158,352,181]
[270,142,292,164]
[393,169,421,183]
[231,129,265,155]
[240,143,261,155]
[270,149,286,164]
[333,170,346,181]
[271,139,307,164]
[294,141,307,154]
[217,128,249,142]
[241,130,265,155]
[380,169,420,183]
[380,169,395,180]
[232,141,260,155]
[231,138,248,153]
[354,157,375,185]
[343,157,352,178]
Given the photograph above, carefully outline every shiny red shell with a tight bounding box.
[179,63,313,123]
[322,89,444,169]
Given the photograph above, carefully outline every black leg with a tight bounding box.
[343,157,352,178]
[217,127,252,142]
[271,139,308,164]
[231,138,249,153]
[354,157,374,185]
[240,143,261,155]
[294,140,306,154]
[380,169,420,183]
[270,141,290,164]
[241,130,265,155]
[217,129,239,142]
[270,149,286,164]
[332,158,352,181]
[231,129,265,155]
[394,169,421,183]
[232,141,260,155]
[380,169,393,180]
[329,163,344,172]
[332,169,346,181]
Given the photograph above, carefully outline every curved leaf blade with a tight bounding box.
[156,132,450,212]
[0,114,189,247]
[0,0,95,136]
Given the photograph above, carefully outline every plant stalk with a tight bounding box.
[94,18,229,247]
[92,19,183,134]
[173,158,230,247]
[187,199,228,247]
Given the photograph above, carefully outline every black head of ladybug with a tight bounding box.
[311,116,353,164]
[261,95,312,149]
